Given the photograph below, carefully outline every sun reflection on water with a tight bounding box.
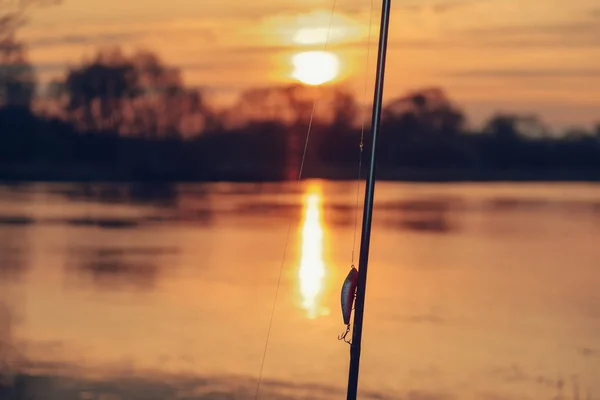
[298,182,328,319]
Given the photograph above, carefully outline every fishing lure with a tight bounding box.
[338,265,358,344]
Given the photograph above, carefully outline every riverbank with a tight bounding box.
[3,163,600,183]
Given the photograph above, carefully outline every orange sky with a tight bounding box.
[20,0,600,130]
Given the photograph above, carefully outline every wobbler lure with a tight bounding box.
[338,265,358,344]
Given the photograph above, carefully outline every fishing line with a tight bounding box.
[351,0,376,266]
[338,0,376,346]
[253,0,340,398]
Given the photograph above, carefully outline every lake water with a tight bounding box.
[0,181,599,400]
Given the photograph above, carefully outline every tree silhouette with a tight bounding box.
[227,84,314,128]
[382,87,466,136]
[0,17,598,185]
[0,0,60,108]
[60,48,137,133]
[376,87,469,167]
[330,89,360,130]
[0,35,34,107]
[58,47,214,138]
[484,114,548,140]
[0,0,60,35]
[226,83,359,128]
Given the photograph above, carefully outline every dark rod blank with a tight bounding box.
[345,0,392,398]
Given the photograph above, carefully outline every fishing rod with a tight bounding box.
[345,0,392,398]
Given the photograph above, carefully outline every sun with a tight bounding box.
[291,51,340,86]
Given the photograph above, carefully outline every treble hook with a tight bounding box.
[337,324,352,345]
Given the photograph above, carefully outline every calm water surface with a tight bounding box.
[0,181,599,400]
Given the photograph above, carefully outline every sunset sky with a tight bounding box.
[20,0,600,130]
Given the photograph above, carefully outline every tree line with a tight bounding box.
[1,1,600,182]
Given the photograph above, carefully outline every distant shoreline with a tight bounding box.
[2,164,600,183]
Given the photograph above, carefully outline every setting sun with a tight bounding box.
[291,51,340,86]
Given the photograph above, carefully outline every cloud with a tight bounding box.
[24,7,599,63]
[580,347,599,357]
[394,0,485,13]
[453,21,600,48]
[24,22,216,50]
[181,62,215,71]
[358,18,600,51]
[430,0,487,14]
[443,68,600,79]
[29,32,139,48]
[343,0,485,16]
[384,28,600,50]
[338,18,600,51]
[460,21,599,38]
[214,38,449,57]
[212,44,295,56]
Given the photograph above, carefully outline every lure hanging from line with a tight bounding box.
[338,265,358,344]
